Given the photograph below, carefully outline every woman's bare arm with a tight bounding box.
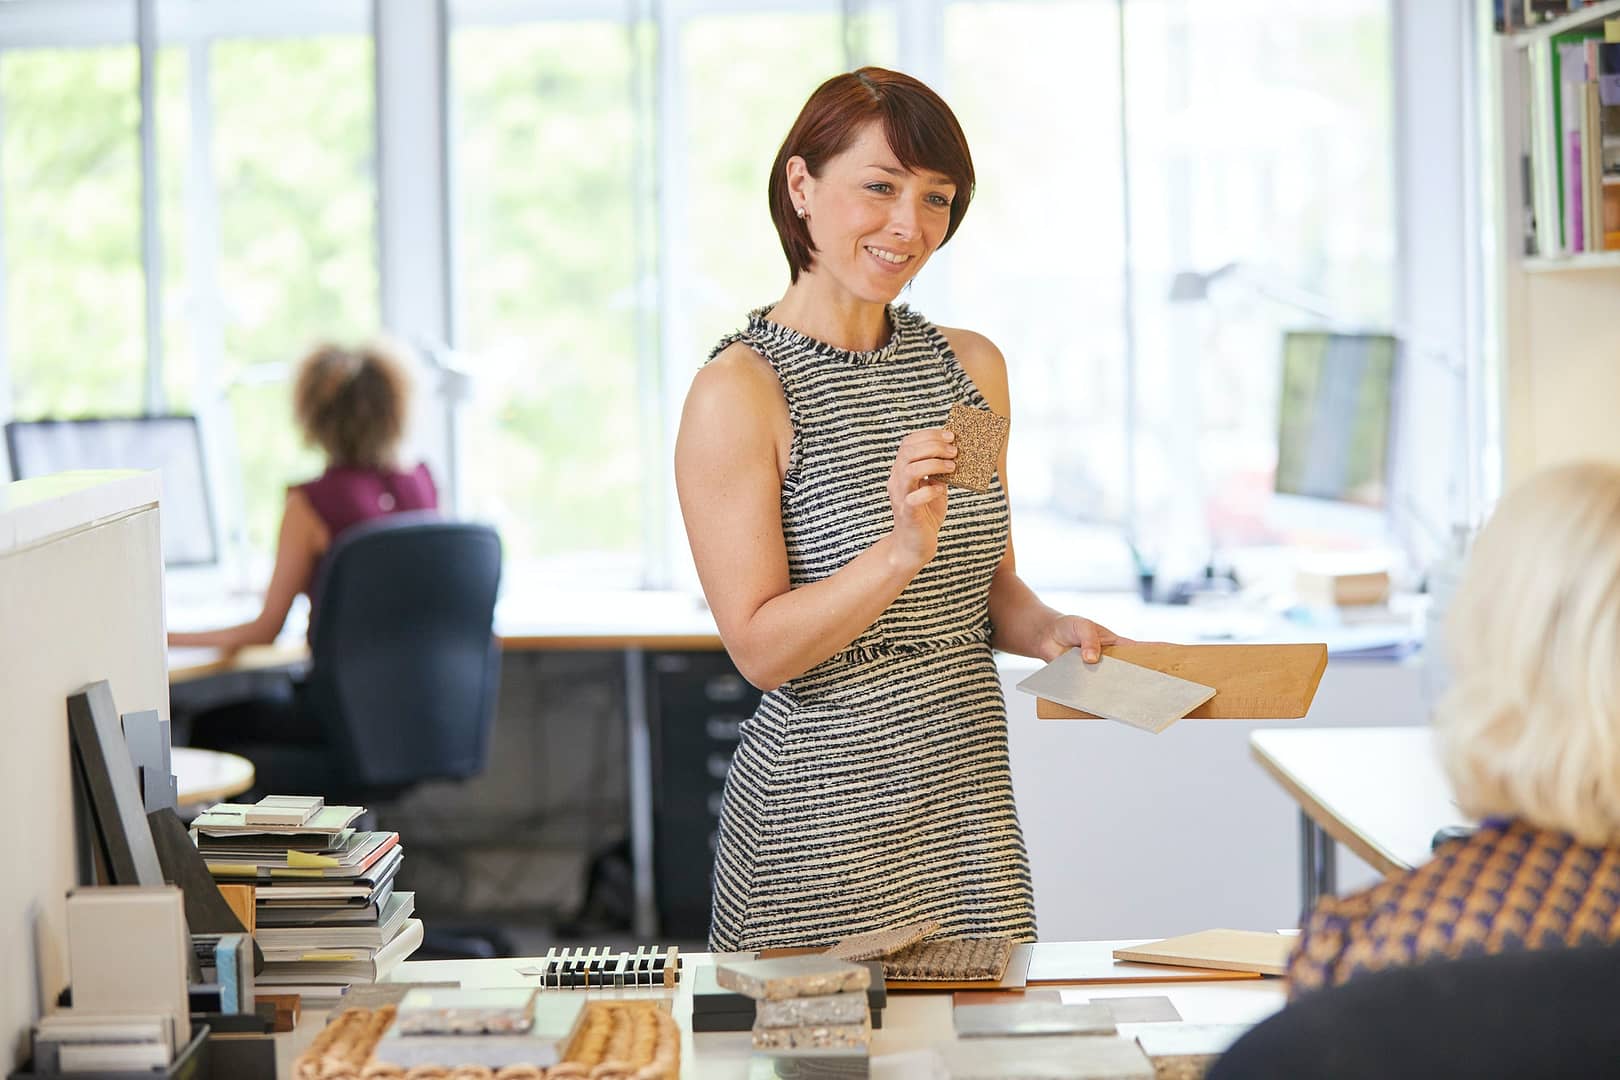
[167,490,328,650]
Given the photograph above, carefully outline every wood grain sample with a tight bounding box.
[1034,643,1327,720]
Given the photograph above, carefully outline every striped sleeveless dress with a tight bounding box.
[705,303,1037,951]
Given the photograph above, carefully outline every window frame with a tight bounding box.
[1,0,1427,591]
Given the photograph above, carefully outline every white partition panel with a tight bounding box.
[0,470,166,1070]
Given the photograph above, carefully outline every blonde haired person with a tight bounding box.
[1288,462,1620,996]
[168,340,437,653]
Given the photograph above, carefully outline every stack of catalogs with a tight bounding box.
[716,956,873,1078]
[190,795,420,1007]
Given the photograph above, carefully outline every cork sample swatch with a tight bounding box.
[826,918,940,962]
[944,402,1009,493]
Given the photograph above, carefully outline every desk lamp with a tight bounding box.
[1161,262,1344,604]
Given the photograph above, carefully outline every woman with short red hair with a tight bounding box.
[676,68,1122,951]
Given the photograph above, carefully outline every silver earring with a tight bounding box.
[796,206,806,219]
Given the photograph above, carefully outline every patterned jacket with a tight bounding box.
[1288,818,1620,996]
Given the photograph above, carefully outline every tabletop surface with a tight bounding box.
[1250,726,1467,875]
[274,943,1289,1079]
[168,586,1420,684]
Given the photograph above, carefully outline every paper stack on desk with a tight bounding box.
[192,795,420,1006]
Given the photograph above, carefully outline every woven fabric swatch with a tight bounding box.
[943,402,1009,493]
[881,937,1015,982]
[826,918,940,962]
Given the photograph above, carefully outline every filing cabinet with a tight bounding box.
[644,651,761,940]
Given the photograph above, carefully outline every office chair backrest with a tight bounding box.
[304,512,502,792]
[1207,945,1620,1080]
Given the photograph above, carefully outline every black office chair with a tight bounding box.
[244,512,502,805]
[230,514,510,959]
[1207,945,1620,1079]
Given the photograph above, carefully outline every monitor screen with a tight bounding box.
[1275,331,1398,509]
[5,416,218,567]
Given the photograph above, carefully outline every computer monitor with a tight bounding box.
[1275,330,1399,506]
[5,416,219,567]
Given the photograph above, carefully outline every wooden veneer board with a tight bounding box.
[1111,930,1292,977]
[1035,643,1328,721]
[1023,940,1261,986]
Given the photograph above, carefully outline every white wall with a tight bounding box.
[0,473,166,1069]
[1505,268,1620,483]
[1006,657,1428,941]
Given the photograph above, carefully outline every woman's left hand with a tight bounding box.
[1036,615,1131,664]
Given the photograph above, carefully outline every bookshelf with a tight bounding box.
[1522,250,1620,268]
[1511,0,1620,44]
[1514,5,1618,260]
[1481,0,1620,484]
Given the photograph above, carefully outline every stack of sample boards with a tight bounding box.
[190,795,420,1007]
[690,961,886,1033]
[717,956,876,1077]
[371,988,585,1070]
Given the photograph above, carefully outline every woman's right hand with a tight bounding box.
[886,427,957,569]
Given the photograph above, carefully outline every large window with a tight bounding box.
[1,47,146,418]
[2,0,1398,593]
[203,33,377,556]
[450,3,890,587]
[940,1,1133,586]
[452,16,646,583]
[0,3,376,565]
[1122,0,1395,577]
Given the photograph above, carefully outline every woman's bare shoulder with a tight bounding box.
[935,324,1009,413]
[686,341,786,424]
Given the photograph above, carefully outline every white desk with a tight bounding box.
[273,944,1288,1079]
[1250,726,1468,913]
[169,587,1425,941]
[167,589,725,940]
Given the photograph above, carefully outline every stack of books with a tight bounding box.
[190,795,422,1007]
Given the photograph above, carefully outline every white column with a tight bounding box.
[0,89,11,436]
[374,0,458,508]
[656,3,694,590]
[1391,0,1477,553]
[137,0,165,413]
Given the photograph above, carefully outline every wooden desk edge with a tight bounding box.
[497,633,724,652]
[171,634,728,685]
[1249,739,1410,877]
[168,643,310,685]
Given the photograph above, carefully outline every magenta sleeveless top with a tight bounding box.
[295,462,438,540]
[294,463,439,638]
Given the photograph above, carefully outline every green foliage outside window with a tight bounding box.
[2,49,145,418]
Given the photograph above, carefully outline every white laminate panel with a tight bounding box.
[0,477,167,1073]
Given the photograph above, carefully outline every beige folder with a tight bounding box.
[1112,930,1292,977]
